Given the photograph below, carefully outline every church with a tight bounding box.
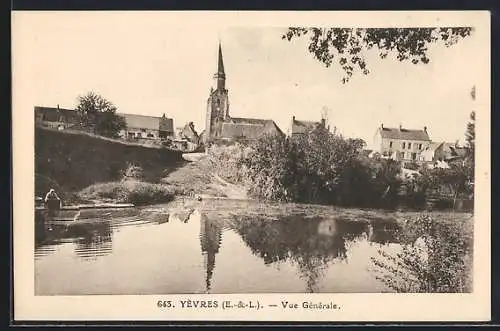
[202,42,284,144]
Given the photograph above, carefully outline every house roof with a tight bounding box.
[159,117,174,133]
[291,119,323,135]
[119,113,159,130]
[228,117,271,125]
[35,106,80,123]
[182,122,199,137]
[118,113,174,132]
[379,127,430,141]
[425,141,443,151]
[220,118,283,139]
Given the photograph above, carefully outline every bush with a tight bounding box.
[122,163,145,180]
[370,214,473,293]
[206,130,402,208]
[78,180,179,205]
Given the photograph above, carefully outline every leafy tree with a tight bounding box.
[282,27,473,83]
[465,110,475,162]
[208,128,401,208]
[370,215,472,293]
[75,91,126,138]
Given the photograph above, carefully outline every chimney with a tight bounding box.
[57,104,60,110]
[399,124,402,131]
[424,126,427,133]
[292,115,295,121]
[321,118,326,127]
[380,123,384,129]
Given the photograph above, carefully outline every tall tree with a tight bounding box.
[465,111,475,160]
[282,27,473,83]
[465,86,476,161]
[75,91,126,138]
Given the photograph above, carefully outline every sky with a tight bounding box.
[13,12,482,147]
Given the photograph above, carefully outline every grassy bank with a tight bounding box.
[73,152,248,205]
[77,179,184,205]
[35,127,185,201]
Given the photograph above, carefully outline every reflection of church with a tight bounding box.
[199,215,222,293]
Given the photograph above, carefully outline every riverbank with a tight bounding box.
[74,152,248,205]
[160,152,248,200]
[35,127,185,203]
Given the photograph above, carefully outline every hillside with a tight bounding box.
[35,127,185,200]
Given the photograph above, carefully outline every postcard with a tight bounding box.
[12,10,491,322]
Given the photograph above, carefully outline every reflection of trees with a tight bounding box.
[35,219,114,260]
[228,214,385,293]
[366,217,401,245]
[199,214,222,293]
[71,222,113,260]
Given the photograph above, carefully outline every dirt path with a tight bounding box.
[162,153,248,200]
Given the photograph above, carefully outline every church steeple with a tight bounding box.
[214,42,226,91]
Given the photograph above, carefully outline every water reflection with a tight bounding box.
[199,213,222,293]
[35,208,142,260]
[35,200,408,294]
[73,222,113,260]
[221,214,400,293]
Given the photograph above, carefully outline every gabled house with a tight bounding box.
[372,124,431,162]
[219,117,284,141]
[420,141,468,163]
[118,113,174,140]
[172,122,201,152]
[290,116,327,137]
[34,105,81,130]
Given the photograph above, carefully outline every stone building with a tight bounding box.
[203,42,283,144]
[172,122,201,152]
[290,116,327,137]
[34,105,81,130]
[420,141,467,163]
[372,124,431,162]
[118,113,174,140]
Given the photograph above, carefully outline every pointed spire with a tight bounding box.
[214,41,226,90]
[217,41,225,76]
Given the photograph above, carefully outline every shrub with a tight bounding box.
[370,214,473,293]
[78,180,179,205]
[122,163,145,180]
[206,130,402,208]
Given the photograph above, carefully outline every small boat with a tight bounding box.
[36,201,135,223]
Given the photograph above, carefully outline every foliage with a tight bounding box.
[465,110,475,164]
[412,162,473,202]
[282,27,473,83]
[75,91,126,138]
[208,129,402,208]
[370,214,473,293]
[207,143,254,186]
[404,160,420,171]
[78,180,180,205]
[122,163,145,180]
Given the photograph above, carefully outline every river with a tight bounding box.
[34,198,472,295]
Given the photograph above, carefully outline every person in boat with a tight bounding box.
[44,188,61,210]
